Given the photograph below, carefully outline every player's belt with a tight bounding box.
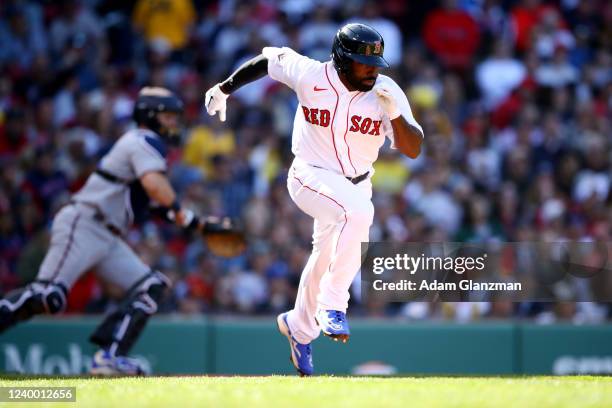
[346,171,369,185]
[95,168,128,184]
[309,163,369,185]
[69,200,123,237]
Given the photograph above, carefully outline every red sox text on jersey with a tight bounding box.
[302,106,383,136]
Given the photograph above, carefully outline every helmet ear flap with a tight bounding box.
[332,35,351,73]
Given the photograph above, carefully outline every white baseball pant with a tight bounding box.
[285,157,374,344]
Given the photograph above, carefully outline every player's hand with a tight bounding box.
[167,208,198,230]
[175,208,196,228]
[204,84,229,122]
[374,88,401,120]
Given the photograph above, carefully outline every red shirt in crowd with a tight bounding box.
[511,3,565,52]
[423,7,481,70]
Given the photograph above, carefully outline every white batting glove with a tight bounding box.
[374,88,401,120]
[204,84,229,122]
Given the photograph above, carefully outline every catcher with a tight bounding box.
[0,87,245,375]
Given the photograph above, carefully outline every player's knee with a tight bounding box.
[32,282,68,315]
[128,271,169,315]
[0,282,68,317]
[346,201,374,226]
[327,205,347,224]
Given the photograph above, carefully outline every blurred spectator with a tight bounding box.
[404,170,463,235]
[345,1,403,67]
[0,2,48,70]
[535,46,579,88]
[423,0,481,71]
[213,3,253,61]
[49,0,104,56]
[371,150,411,194]
[133,0,196,51]
[476,40,526,110]
[532,6,574,59]
[455,195,504,242]
[183,120,236,178]
[21,147,69,219]
[0,109,28,157]
[510,0,553,52]
[299,6,338,62]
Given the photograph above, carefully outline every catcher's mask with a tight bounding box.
[133,87,185,146]
[331,23,389,74]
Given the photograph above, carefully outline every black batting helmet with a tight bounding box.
[133,87,184,144]
[331,23,389,73]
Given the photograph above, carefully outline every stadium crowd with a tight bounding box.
[0,0,610,323]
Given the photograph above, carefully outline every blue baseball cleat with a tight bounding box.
[276,312,313,376]
[90,349,149,376]
[315,309,350,343]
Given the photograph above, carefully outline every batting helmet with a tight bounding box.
[133,87,184,144]
[331,23,389,73]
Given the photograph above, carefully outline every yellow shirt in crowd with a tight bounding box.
[183,125,236,177]
[133,0,196,50]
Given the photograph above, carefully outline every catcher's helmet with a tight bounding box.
[133,87,184,144]
[331,23,389,73]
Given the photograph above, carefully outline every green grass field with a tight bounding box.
[1,376,611,408]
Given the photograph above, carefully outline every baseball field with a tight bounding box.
[1,375,611,407]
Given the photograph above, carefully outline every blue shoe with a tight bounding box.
[276,312,313,376]
[90,349,149,376]
[315,309,350,343]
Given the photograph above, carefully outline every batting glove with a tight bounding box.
[204,84,229,122]
[374,88,401,120]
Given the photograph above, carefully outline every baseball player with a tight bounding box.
[0,87,201,375]
[205,24,423,375]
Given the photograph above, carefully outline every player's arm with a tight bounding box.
[205,46,313,121]
[140,171,196,229]
[220,54,268,94]
[204,54,269,121]
[389,116,423,159]
[375,87,424,159]
[141,171,246,256]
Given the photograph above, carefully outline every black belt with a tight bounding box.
[346,171,369,185]
[69,200,122,236]
[309,164,369,185]
[95,168,128,184]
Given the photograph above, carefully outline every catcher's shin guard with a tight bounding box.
[0,281,68,333]
[89,271,169,356]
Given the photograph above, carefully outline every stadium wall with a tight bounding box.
[1,317,611,376]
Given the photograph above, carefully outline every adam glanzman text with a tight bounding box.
[370,254,522,292]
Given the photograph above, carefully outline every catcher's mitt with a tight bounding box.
[199,216,247,257]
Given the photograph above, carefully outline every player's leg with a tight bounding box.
[0,281,68,333]
[315,179,373,341]
[317,178,374,315]
[277,218,333,376]
[288,163,373,342]
[286,219,334,344]
[276,162,350,375]
[0,205,109,333]
[89,239,169,375]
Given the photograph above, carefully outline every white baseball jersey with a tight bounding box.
[262,46,423,178]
